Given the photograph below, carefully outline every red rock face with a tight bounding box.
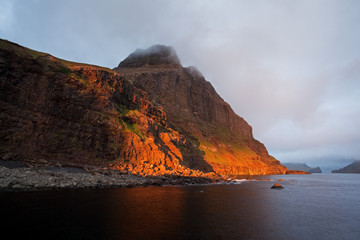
[0,40,287,177]
[0,40,215,177]
[115,45,288,175]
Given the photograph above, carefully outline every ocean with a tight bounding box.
[1,174,359,240]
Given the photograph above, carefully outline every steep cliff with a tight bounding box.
[115,45,287,175]
[0,39,215,178]
[0,40,287,176]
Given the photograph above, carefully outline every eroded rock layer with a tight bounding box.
[0,40,216,178]
[115,45,287,175]
[0,40,287,177]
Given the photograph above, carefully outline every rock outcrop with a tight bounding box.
[332,160,360,173]
[0,39,217,178]
[0,162,216,191]
[115,45,287,175]
[271,183,284,189]
[0,40,287,177]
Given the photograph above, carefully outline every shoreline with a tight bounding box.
[0,160,307,192]
[0,163,218,192]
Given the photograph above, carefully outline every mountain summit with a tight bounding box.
[0,40,288,177]
[115,45,287,175]
[118,45,181,68]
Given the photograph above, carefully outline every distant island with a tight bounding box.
[332,160,360,173]
[283,163,322,173]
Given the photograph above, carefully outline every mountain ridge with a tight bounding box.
[115,45,287,175]
[332,160,360,173]
[0,40,289,177]
[283,162,322,173]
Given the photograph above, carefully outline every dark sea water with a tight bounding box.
[1,174,359,240]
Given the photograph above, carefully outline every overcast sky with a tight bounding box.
[1,0,360,171]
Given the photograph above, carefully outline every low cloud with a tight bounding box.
[0,0,14,33]
[2,0,360,168]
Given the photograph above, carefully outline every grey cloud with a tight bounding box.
[2,0,360,168]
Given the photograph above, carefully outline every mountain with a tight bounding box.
[0,39,287,177]
[283,163,322,173]
[114,45,287,175]
[332,161,360,173]
[308,167,322,173]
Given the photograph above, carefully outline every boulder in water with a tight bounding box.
[271,183,284,189]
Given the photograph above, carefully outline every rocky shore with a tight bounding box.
[0,160,217,191]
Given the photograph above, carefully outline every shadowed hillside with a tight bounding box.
[0,39,288,177]
[115,45,287,175]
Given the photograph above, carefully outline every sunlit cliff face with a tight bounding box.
[115,45,288,175]
[0,40,288,177]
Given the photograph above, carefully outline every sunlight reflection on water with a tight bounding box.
[1,174,360,240]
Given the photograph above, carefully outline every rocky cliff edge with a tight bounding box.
[115,45,288,175]
[0,40,288,177]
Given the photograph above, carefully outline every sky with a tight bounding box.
[1,0,360,172]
